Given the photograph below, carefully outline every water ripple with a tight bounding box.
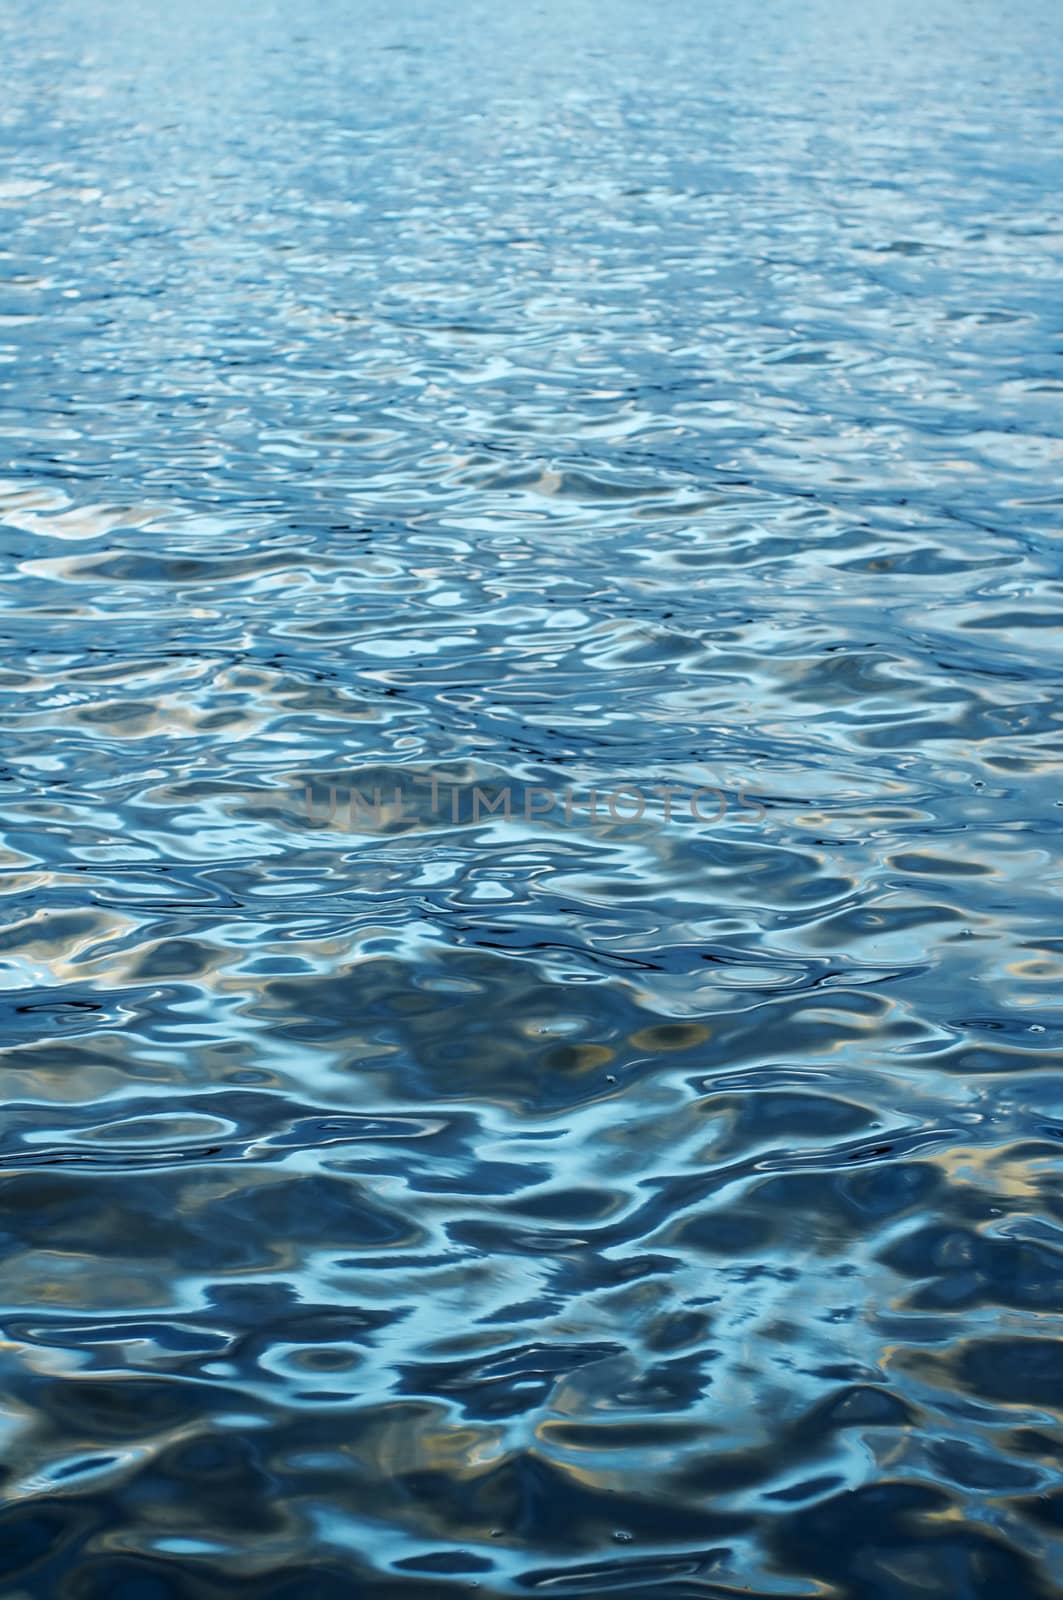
[0,0,1062,1594]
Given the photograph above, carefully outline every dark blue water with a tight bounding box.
[1,0,1062,1594]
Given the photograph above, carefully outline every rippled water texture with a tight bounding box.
[1,0,1062,1593]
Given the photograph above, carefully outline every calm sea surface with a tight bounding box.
[1,0,1062,1594]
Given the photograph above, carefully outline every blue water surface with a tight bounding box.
[1,0,1062,1595]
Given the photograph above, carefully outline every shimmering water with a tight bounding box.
[1,0,1062,1593]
